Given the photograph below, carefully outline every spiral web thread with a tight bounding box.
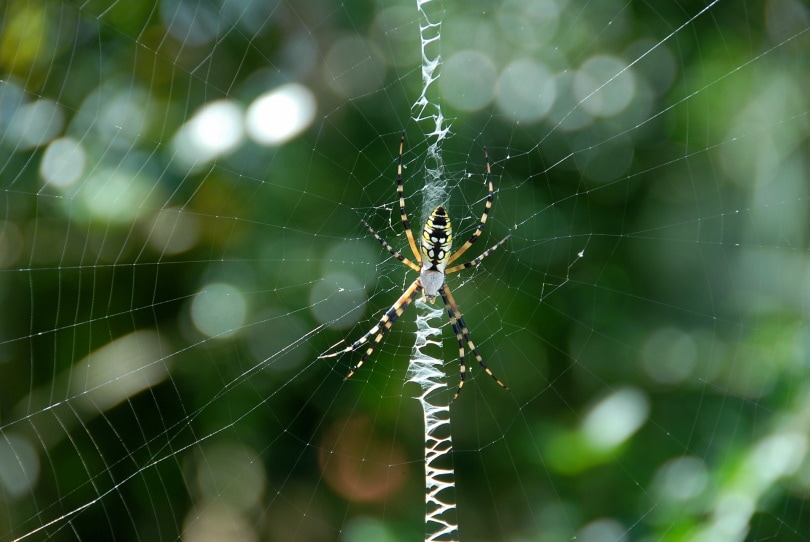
[408,1,459,541]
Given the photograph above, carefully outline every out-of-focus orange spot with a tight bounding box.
[318,416,409,503]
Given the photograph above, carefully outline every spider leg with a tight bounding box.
[445,234,510,275]
[320,279,422,381]
[362,220,420,272]
[447,146,496,265]
[396,133,422,264]
[440,287,469,401]
[440,283,510,401]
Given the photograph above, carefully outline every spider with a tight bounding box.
[320,134,510,401]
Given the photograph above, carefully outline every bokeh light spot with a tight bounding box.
[547,71,594,131]
[8,99,63,149]
[576,518,627,542]
[195,442,265,511]
[582,387,649,450]
[711,493,755,540]
[323,240,379,288]
[40,137,86,189]
[310,272,366,330]
[318,417,408,502]
[574,132,635,185]
[749,431,807,483]
[191,283,248,339]
[440,50,497,112]
[220,0,281,36]
[496,57,556,123]
[343,516,397,542]
[0,221,23,268]
[654,456,708,502]
[145,207,200,255]
[246,308,309,372]
[161,0,221,46]
[246,83,316,146]
[574,55,636,117]
[0,433,39,499]
[79,168,155,223]
[173,99,244,169]
[371,7,420,67]
[642,327,697,384]
[70,331,169,411]
[497,0,559,50]
[323,36,386,99]
[182,503,257,542]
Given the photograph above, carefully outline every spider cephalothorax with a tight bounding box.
[320,134,510,401]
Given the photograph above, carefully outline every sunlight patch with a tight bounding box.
[191,283,248,339]
[246,83,316,146]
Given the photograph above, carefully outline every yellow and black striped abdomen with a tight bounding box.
[421,206,453,270]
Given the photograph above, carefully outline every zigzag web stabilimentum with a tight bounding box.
[408,0,459,538]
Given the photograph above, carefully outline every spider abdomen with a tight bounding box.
[421,206,453,269]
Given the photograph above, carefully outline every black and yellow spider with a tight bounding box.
[320,134,510,401]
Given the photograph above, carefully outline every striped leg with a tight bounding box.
[440,283,510,401]
[445,235,510,275]
[320,279,422,381]
[396,133,422,263]
[447,147,496,265]
[362,220,420,272]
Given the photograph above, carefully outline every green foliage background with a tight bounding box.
[1,0,809,541]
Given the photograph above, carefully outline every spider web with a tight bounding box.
[1,0,810,541]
